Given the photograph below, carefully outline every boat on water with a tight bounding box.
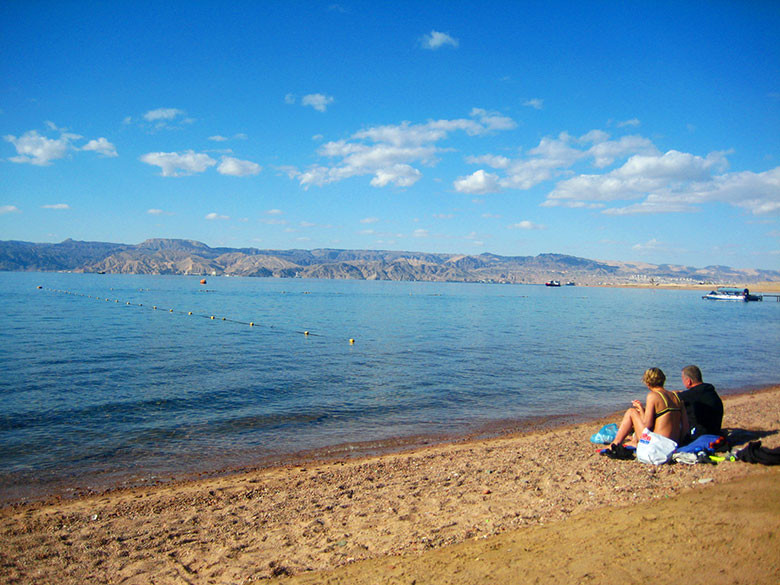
[702,287,762,302]
[545,280,561,287]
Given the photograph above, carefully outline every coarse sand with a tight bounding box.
[1,387,778,585]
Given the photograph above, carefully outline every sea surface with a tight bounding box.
[2,271,779,502]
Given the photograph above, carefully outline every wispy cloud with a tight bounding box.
[453,127,780,218]
[5,127,116,165]
[41,203,70,210]
[140,150,217,177]
[523,98,544,110]
[134,107,193,130]
[0,205,21,215]
[208,133,248,142]
[293,109,516,189]
[205,212,230,221]
[217,156,262,177]
[147,208,174,216]
[508,220,545,230]
[421,30,459,50]
[143,108,184,122]
[301,93,334,112]
[140,151,261,178]
[81,137,118,157]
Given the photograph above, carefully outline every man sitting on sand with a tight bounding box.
[678,365,723,438]
[611,368,689,447]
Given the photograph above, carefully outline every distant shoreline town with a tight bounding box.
[1,238,779,287]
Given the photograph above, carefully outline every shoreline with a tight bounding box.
[2,385,779,584]
[2,383,777,508]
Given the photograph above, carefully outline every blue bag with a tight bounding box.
[674,434,722,454]
[590,423,619,444]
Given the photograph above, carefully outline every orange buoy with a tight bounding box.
[200,279,207,285]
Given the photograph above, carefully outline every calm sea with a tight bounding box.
[1,271,779,502]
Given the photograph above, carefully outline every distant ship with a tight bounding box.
[545,280,561,287]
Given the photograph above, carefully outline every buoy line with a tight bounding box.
[36,286,358,344]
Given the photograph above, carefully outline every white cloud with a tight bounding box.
[217,156,261,177]
[143,108,185,122]
[4,130,77,166]
[140,150,217,177]
[370,164,422,187]
[205,212,230,220]
[284,93,297,105]
[360,217,379,224]
[267,209,283,215]
[413,228,429,237]
[421,30,459,50]
[82,137,118,157]
[302,93,334,112]
[147,208,174,216]
[546,150,732,210]
[41,203,70,210]
[523,98,544,110]
[297,109,516,189]
[209,133,248,142]
[508,220,545,230]
[632,238,665,251]
[0,205,21,214]
[454,170,501,194]
[583,134,656,168]
[618,118,641,128]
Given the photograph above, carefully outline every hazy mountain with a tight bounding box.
[1,238,778,285]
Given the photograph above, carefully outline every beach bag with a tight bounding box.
[590,423,619,444]
[636,428,677,465]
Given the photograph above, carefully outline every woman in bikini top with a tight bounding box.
[611,368,690,447]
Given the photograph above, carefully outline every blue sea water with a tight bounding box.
[1,271,779,502]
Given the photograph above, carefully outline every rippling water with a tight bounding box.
[1,271,778,501]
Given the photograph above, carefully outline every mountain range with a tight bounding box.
[1,238,778,285]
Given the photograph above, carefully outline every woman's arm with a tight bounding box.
[642,392,658,431]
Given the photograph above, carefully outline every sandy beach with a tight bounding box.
[2,387,779,585]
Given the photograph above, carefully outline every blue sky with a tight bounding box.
[2,1,779,270]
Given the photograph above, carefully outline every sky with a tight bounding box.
[1,1,779,270]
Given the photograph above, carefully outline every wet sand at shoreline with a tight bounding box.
[2,387,779,584]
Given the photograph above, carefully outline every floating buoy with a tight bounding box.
[349,338,355,345]
[200,279,207,285]
[304,331,309,336]
[249,322,254,327]
[188,311,193,315]
[37,286,42,289]
[210,315,215,319]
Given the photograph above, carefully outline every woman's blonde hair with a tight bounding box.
[643,367,666,388]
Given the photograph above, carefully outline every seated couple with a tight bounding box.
[611,365,724,448]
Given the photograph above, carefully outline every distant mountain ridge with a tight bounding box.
[1,238,778,285]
